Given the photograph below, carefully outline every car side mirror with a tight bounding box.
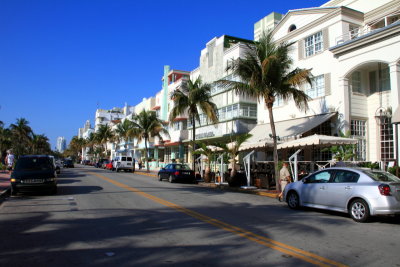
[303,177,309,184]
[161,167,166,170]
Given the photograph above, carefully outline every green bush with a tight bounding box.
[357,162,380,169]
[388,166,399,177]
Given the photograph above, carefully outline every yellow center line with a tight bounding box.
[88,171,348,267]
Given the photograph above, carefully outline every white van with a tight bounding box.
[113,156,135,172]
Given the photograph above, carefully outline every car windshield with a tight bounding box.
[15,157,54,171]
[175,164,191,170]
[363,170,400,182]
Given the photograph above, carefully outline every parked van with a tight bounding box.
[113,156,135,172]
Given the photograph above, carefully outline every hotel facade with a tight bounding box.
[79,0,400,168]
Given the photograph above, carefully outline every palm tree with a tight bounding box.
[67,136,86,160]
[215,133,252,179]
[31,134,51,154]
[9,118,33,156]
[170,77,218,170]
[0,125,12,160]
[219,31,312,188]
[95,124,114,158]
[113,119,139,154]
[132,110,169,172]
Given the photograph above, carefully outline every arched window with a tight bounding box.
[288,24,297,32]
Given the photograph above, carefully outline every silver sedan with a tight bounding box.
[283,167,400,222]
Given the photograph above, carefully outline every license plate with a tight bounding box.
[127,163,131,165]
[24,179,43,184]
[183,172,190,175]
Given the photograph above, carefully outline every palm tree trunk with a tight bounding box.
[267,103,280,191]
[145,137,149,172]
[192,118,196,171]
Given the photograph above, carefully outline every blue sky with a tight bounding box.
[0,0,327,148]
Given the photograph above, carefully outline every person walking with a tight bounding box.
[277,162,291,202]
[138,158,142,170]
[5,149,15,174]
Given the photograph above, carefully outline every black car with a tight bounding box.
[63,159,74,168]
[10,155,58,195]
[158,163,196,183]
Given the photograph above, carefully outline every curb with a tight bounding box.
[134,171,279,199]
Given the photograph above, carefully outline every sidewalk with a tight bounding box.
[134,169,279,198]
[0,171,10,196]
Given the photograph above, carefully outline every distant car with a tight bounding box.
[158,163,196,183]
[95,159,107,168]
[102,160,110,169]
[113,156,135,172]
[63,159,74,168]
[105,160,114,171]
[283,167,400,222]
[10,155,58,195]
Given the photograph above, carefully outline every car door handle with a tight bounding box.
[319,186,325,190]
[345,186,352,190]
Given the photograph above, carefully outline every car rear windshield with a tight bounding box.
[15,157,54,171]
[175,164,191,170]
[127,157,132,161]
[363,170,400,182]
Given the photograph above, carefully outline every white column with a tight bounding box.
[338,78,351,132]
[389,62,400,111]
[390,62,400,165]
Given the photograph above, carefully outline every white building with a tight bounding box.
[56,136,67,153]
[250,0,400,166]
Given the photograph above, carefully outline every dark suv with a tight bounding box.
[10,155,58,195]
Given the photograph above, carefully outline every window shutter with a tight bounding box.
[323,28,330,50]
[298,40,304,60]
[324,73,331,96]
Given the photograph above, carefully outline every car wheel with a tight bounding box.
[287,191,300,209]
[158,174,162,181]
[50,186,57,195]
[169,175,174,183]
[349,199,370,223]
[116,168,120,172]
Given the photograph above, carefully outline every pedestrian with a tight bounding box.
[5,149,15,174]
[138,158,142,170]
[335,157,346,167]
[277,162,291,202]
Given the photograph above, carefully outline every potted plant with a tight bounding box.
[192,142,216,183]
[215,133,252,187]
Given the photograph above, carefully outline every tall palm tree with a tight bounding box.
[132,110,169,172]
[68,136,86,160]
[170,76,218,170]
[0,125,12,160]
[31,134,51,154]
[219,31,312,188]
[113,119,139,153]
[215,133,252,179]
[9,118,33,156]
[95,124,114,158]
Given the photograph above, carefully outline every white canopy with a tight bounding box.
[237,112,337,151]
[277,134,358,150]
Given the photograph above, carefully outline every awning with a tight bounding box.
[238,112,337,151]
[277,134,358,150]
[392,106,400,124]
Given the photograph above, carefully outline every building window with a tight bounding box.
[380,117,394,161]
[274,95,284,107]
[306,75,325,98]
[379,67,391,92]
[288,24,297,32]
[351,120,366,160]
[351,71,362,93]
[305,31,323,57]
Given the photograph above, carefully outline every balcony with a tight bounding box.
[334,15,399,46]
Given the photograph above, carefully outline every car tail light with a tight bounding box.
[174,171,180,176]
[378,184,391,196]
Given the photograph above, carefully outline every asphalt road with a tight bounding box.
[0,166,399,267]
